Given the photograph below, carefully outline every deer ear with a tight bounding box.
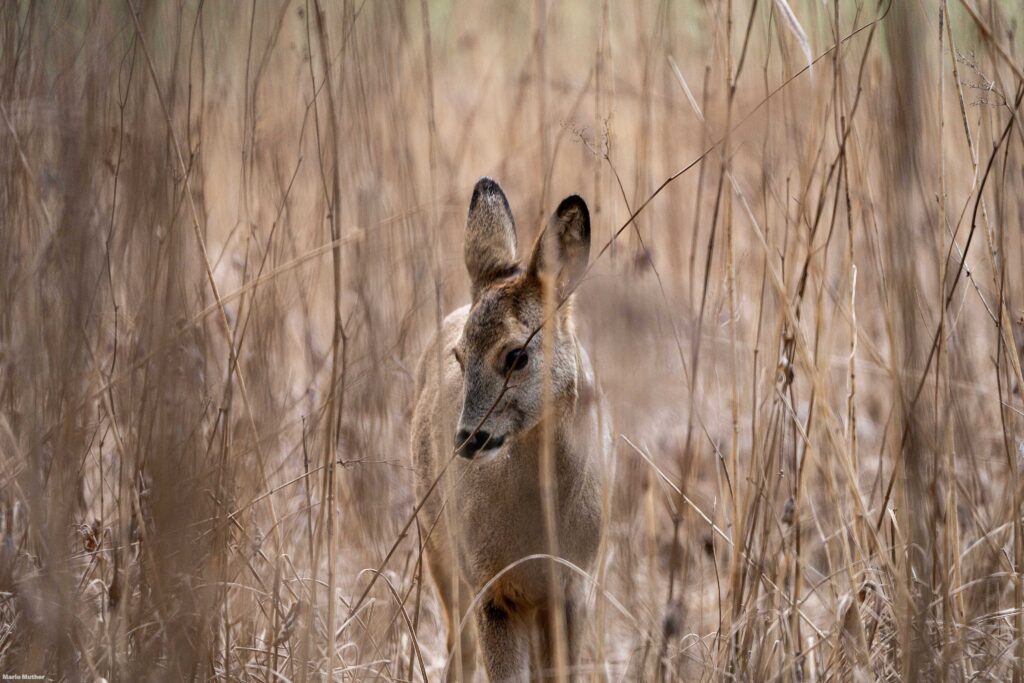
[528,194,591,299]
[465,177,518,298]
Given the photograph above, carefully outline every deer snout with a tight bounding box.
[454,428,505,458]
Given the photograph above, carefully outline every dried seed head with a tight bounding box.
[782,497,795,526]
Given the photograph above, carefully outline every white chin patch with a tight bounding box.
[473,444,506,465]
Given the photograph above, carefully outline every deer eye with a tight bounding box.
[503,348,529,373]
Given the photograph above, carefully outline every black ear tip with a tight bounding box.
[556,195,590,233]
[470,176,507,212]
[475,176,500,192]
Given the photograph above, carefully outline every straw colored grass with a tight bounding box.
[2,0,1024,680]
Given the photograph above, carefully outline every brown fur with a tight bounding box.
[412,178,610,681]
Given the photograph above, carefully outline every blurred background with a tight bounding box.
[2,0,1024,679]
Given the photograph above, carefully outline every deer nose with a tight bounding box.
[454,428,492,458]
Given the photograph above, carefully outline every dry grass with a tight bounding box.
[2,0,1024,680]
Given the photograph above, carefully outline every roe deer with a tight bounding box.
[412,178,610,681]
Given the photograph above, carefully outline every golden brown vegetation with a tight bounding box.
[2,0,1024,680]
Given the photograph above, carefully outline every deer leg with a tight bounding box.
[477,599,530,682]
[424,546,477,681]
[535,595,582,681]
[565,595,582,679]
